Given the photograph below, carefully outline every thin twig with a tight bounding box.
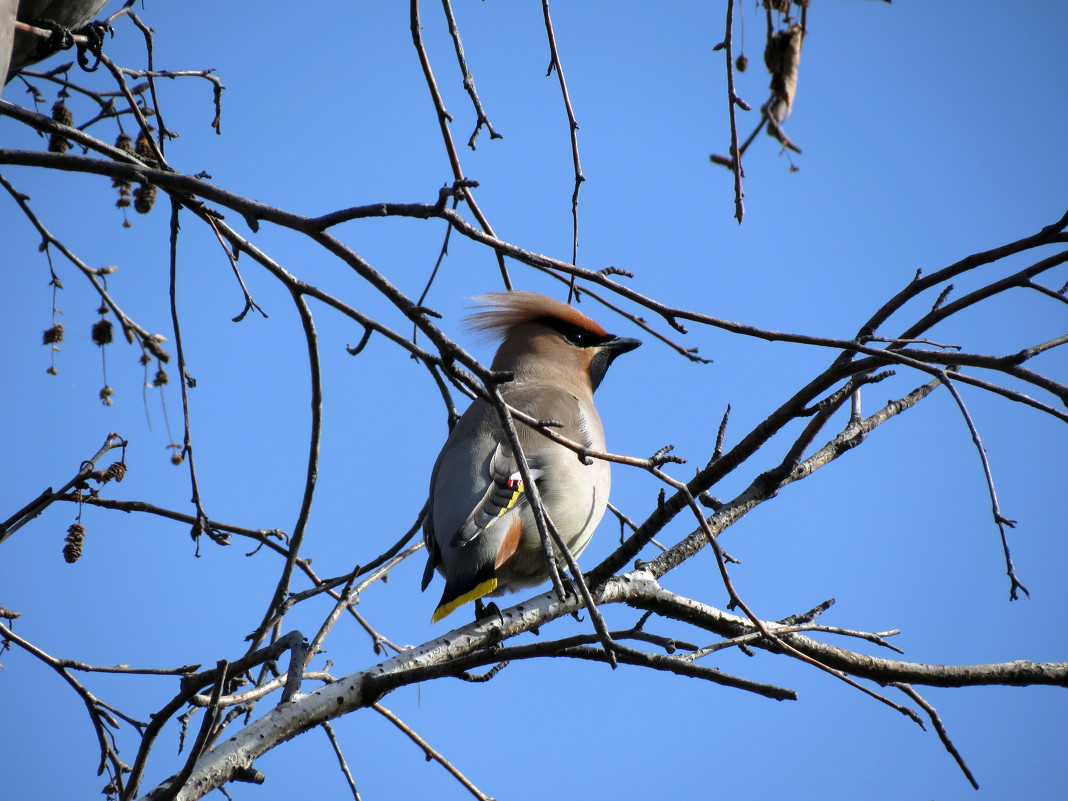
[722,0,747,223]
[68,495,289,555]
[322,723,363,801]
[439,0,501,149]
[247,290,325,649]
[409,0,511,290]
[166,198,214,549]
[541,0,585,298]
[660,469,926,726]
[203,215,268,322]
[307,543,424,661]
[413,193,459,345]
[938,370,1028,600]
[0,170,170,364]
[373,704,496,801]
[894,683,979,789]
[0,621,135,793]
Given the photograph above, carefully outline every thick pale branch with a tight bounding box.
[139,566,1067,799]
[626,580,1068,689]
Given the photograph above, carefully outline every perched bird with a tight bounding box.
[5,0,112,83]
[421,291,640,622]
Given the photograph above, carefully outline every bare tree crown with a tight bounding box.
[1,2,1065,801]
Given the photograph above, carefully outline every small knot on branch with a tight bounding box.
[435,179,480,210]
[599,266,634,279]
[1010,579,1031,601]
[698,491,722,511]
[684,347,713,366]
[713,404,731,460]
[233,767,266,785]
[778,598,835,626]
[456,661,510,682]
[868,369,896,385]
[931,284,954,312]
[649,444,686,467]
[346,326,373,356]
[665,316,688,335]
[1038,208,1068,236]
[411,305,442,319]
[855,325,876,345]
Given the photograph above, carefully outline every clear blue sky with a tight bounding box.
[2,2,1066,799]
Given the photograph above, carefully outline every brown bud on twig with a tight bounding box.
[133,183,157,214]
[91,318,114,346]
[63,523,86,563]
[102,461,127,483]
[115,133,135,155]
[42,324,65,344]
[48,131,71,153]
[51,101,73,126]
[49,101,73,153]
[100,386,115,406]
[113,133,136,215]
[135,129,154,159]
[765,24,803,125]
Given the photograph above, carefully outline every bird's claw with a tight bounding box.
[76,21,112,72]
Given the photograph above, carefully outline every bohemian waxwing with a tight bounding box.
[421,290,640,622]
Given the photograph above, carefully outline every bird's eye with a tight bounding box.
[541,317,610,347]
[563,327,599,347]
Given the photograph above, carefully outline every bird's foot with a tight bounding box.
[474,598,503,624]
[32,18,76,56]
[76,21,112,72]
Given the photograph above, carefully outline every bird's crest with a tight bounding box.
[465,291,608,342]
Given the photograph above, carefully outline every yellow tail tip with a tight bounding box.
[430,577,498,623]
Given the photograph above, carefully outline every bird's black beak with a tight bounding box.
[603,336,641,355]
[589,336,641,390]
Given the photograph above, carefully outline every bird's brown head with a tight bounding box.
[466,291,640,391]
